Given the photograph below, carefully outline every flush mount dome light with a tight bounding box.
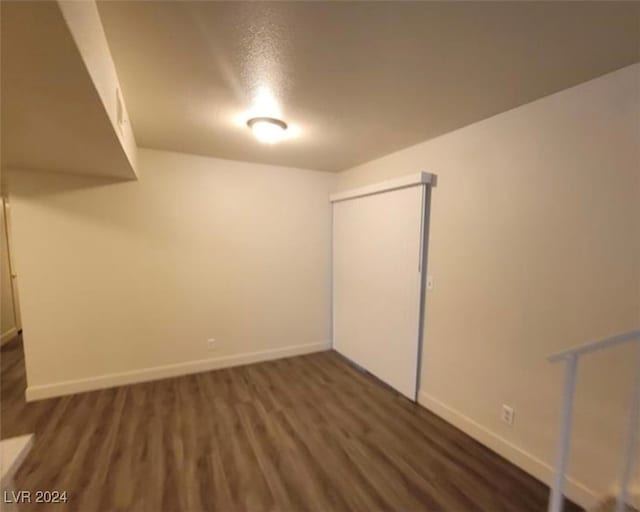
[247,117,288,144]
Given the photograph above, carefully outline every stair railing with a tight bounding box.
[547,329,640,512]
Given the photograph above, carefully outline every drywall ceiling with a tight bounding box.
[1,1,136,179]
[100,2,639,172]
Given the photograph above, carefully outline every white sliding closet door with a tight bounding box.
[332,184,427,400]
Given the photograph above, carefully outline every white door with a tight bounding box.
[332,185,427,400]
[1,196,20,344]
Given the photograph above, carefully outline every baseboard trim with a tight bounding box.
[1,327,18,345]
[26,341,330,402]
[611,487,640,509]
[418,391,599,510]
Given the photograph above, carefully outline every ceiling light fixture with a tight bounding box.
[247,117,288,144]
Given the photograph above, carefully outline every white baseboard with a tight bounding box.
[418,391,599,510]
[1,327,18,345]
[26,341,330,402]
[611,487,640,509]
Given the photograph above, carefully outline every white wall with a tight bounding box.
[336,64,640,507]
[7,148,335,398]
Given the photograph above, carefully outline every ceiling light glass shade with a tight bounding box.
[247,117,288,144]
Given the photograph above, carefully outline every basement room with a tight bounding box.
[1,1,639,511]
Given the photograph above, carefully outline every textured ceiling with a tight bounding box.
[97,1,640,172]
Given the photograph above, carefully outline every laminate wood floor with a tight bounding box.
[1,338,582,512]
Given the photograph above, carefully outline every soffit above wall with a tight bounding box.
[1,1,137,179]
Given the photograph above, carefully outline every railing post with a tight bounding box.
[548,354,579,512]
[615,342,640,512]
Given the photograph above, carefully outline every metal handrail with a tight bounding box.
[547,329,640,512]
[548,330,640,363]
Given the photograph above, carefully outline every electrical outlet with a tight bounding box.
[501,404,515,426]
[207,338,217,351]
[426,275,434,290]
